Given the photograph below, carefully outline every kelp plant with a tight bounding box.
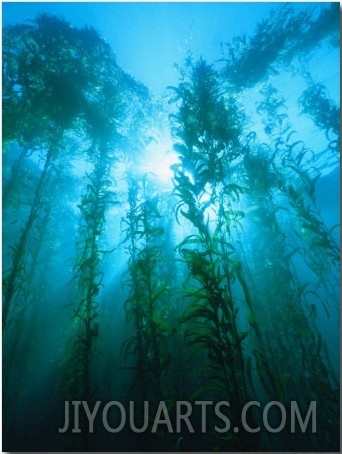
[122,174,173,445]
[2,5,339,453]
[169,58,260,450]
[169,50,339,450]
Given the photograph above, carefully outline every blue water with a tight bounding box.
[2,3,340,452]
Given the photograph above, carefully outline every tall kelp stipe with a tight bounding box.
[2,3,339,452]
[122,175,169,401]
[169,58,261,450]
[56,25,157,451]
[252,82,339,449]
[121,174,176,449]
[3,16,62,330]
[166,4,339,447]
[2,15,106,443]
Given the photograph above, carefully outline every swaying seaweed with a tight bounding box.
[2,5,340,452]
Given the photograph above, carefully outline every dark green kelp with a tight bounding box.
[2,4,339,452]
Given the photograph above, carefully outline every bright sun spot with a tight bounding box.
[140,133,178,187]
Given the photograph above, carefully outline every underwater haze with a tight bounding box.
[2,2,340,452]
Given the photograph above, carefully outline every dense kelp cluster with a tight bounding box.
[2,4,340,452]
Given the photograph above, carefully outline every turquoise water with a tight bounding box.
[2,3,340,452]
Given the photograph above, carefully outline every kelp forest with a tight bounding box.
[2,3,340,452]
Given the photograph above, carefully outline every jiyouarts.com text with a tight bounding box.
[59,400,316,434]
